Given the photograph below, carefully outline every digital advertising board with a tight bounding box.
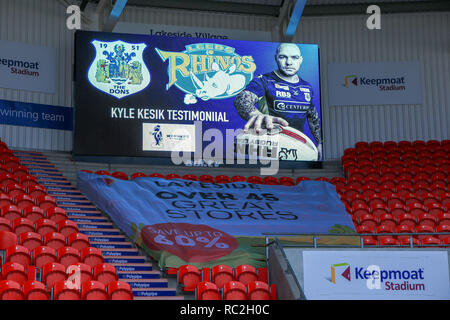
[73,30,322,170]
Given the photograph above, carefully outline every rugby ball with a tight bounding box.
[234,125,319,161]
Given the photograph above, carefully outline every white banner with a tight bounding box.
[328,62,422,106]
[0,40,56,93]
[114,22,272,42]
[143,122,196,152]
[302,250,450,300]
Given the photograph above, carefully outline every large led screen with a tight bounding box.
[74,30,322,168]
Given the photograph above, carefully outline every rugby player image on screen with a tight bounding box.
[233,43,322,161]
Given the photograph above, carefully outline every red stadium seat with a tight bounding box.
[22,280,49,300]
[5,245,31,267]
[43,232,66,250]
[355,141,369,149]
[95,170,110,176]
[67,232,90,251]
[235,264,258,286]
[351,203,370,219]
[67,263,93,286]
[247,281,271,300]
[378,213,397,229]
[42,262,67,288]
[420,236,441,247]
[247,176,262,184]
[231,175,246,182]
[178,264,202,292]
[166,173,181,180]
[437,212,450,227]
[17,175,38,188]
[107,281,133,300]
[375,225,395,241]
[398,213,417,228]
[36,195,57,211]
[223,281,247,300]
[182,174,197,181]
[0,280,24,300]
[198,175,214,183]
[148,173,164,178]
[407,202,426,216]
[130,172,147,180]
[379,237,399,246]
[5,183,26,199]
[0,217,12,232]
[35,218,58,236]
[52,280,81,300]
[12,217,34,235]
[57,219,79,237]
[415,225,435,241]
[0,173,17,187]
[57,247,80,268]
[400,237,420,247]
[32,246,58,269]
[388,202,406,217]
[279,177,295,186]
[1,262,28,285]
[215,175,230,184]
[436,224,450,241]
[395,224,415,241]
[111,171,128,180]
[0,231,17,250]
[80,247,104,267]
[82,280,107,300]
[1,205,22,221]
[196,281,221,300]
[18,232,42,251]
[212,264,234,288]
[262,176,278,185]
[10,166,28,178]
[22,206,45,223]
[46,207,68,223]
[13,194,34,210]
[358,214,377,230]
[27,185,47,199]
[0,193,13,208]
[418,213,437,228]
[93,263,118,285]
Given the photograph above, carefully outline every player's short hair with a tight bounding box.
[275,43,301,57]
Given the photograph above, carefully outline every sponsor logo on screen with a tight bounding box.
[143,123,195,152]
[87,40,151,99]
[155,43,256,104]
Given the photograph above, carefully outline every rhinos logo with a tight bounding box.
[87,40,151,99]
[155,43,256,104]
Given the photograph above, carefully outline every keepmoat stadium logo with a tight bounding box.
[344,74,406,91]
[330,263,426,291]
[155,43,256,104]
[87,40,151,99]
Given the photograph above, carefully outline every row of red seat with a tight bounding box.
[0,279,132,300]
[196,280,276,300]
[83,169,336,186]
[177,264,268,292]
[352,140,450,150]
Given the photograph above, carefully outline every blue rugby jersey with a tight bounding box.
[244,71,322,145]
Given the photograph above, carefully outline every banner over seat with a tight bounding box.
[77,172,356,269]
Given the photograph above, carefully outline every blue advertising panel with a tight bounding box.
[74,30,322,167]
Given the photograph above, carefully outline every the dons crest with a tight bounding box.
[87,40,150,99]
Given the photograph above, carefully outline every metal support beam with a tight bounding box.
[285,0,306,37]
[102,0,128,32]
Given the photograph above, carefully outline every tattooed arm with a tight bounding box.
[234,90,288,133]
[306,104,323,160]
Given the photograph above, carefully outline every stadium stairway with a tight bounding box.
[11,149,184,300]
